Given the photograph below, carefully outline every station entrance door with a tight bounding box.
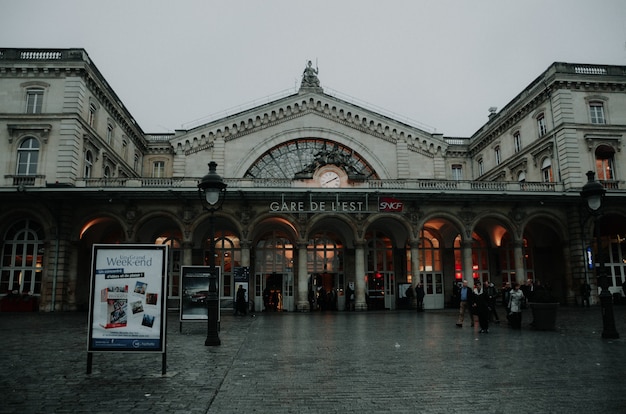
[257,272,294,312]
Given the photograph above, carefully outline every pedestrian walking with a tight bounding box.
[508,282,525,329]
[235,285,247,316]
[486,281,500,323]
[473,282,490,333]
[415,283,425,312]
[456,280,474,327]
[580,281,591,308]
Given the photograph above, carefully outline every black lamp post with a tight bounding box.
[198,161,227,346]
[580,170,619,339]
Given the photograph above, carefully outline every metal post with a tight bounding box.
[594,215,619,339]
[205,212,221,346]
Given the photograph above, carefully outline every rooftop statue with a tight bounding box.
[301,60,320,88]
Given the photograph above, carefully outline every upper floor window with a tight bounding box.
[106,124,113,144]
[589,102,606,124]
[103,165,111,179]
[513,131,522,153]
[537,114,547,137]
[152,161,165,178]
[494,146,501,165]
[451,164,463,180]
[84,150,93,178]
[88,103,97,128]
[122,140,128,160]
[541,158,553,183]
[26,88,44,114]
[16,137,40,175]
[134,154,140,172]
[595,144,615,181]
[518,171,526,182]
[477,159,484,176]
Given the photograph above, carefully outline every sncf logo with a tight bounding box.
[378,197,403,212]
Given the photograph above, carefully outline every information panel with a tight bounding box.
[87,244,168,353]
[179,266,220,321]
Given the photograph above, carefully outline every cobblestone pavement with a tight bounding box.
[1,305,625,414]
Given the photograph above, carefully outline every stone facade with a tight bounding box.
[1,49,625,312]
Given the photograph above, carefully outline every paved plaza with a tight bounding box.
[1,305,625,414]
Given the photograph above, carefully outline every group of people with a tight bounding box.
[455,279,526,333]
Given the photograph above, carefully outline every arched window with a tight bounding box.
[494,146,502,165]
[518,171,526,182]
[103,165,111,179]
[84,150,93,178]
[207,230,241,298]
[0,219,45,295]
[16,137,40,175]
[541,158,553,182]
[595,145,615,181]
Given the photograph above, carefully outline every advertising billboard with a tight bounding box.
[87,244,168,353]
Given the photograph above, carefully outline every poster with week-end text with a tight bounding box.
[87,244,167,352]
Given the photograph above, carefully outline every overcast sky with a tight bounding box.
[3,0,626,137]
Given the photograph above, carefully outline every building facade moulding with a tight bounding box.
[7,123,52,144]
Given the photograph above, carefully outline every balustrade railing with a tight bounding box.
[74,177,570,193]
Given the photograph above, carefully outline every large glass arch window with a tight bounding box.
[1,219,45,295]
[244,138,377,179]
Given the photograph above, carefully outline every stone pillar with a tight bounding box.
[297,241,310,311]
[410,240,421,309]
[410,240,421,284]
[240,240,251,267]
[462,239,474,284]
[182,241,193,266]
[513,240,525,285]
[354,241,367,311]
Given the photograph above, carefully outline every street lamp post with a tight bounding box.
[198,161,227,346]
[580,170,619,339]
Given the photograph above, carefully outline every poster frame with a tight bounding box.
[87,244,168,354]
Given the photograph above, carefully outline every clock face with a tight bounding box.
[320,171,340,188]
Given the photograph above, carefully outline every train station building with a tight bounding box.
[1,48,625,312]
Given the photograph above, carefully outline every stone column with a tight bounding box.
[513,240,525,285]
[410,240,421,285]
[410,240,421,309]
[462,239,474,284]
[182,241,193,266]
[354,241,367,311]
[297,241,310,311]
[240,240,251,267]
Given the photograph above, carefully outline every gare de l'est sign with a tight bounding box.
[268,195,403,214]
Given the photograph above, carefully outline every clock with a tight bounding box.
[320,171,340,188]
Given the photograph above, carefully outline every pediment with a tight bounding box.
[171,90,445,157]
